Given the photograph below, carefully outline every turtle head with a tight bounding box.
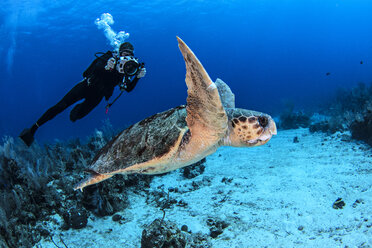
[223,108,277,147]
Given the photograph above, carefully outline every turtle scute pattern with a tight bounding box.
[90,105,188,174]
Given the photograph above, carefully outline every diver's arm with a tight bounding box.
[94,51,115,73]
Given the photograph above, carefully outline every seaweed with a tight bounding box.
[0,120,144,247]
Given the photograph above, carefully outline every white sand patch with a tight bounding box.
[35,128,372,247]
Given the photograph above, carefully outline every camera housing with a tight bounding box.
[116,56,140,76]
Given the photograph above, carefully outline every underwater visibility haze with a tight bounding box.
[0,0,372,247]
[0,0,371,142]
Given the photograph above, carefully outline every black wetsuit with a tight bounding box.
[36,51,140,125]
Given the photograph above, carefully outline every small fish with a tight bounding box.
[326,72,331,76]
[360,60,363,64]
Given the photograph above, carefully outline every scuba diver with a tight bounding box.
[19,42,146,147]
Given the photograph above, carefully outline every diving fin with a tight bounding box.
[19,128,35,147]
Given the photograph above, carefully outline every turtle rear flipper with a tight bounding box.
[74,170,113,191]
[177,37,228,144]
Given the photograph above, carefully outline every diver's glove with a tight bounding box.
[105,57,116,71]
[137,67,146,78]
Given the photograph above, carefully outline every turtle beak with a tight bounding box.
[247,117,277,145]
[259,117,277,141]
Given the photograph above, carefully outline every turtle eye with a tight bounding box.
[258,116,268,128]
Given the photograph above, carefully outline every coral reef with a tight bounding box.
[141,218,212,248]
[279,111,311,130]
[278,83,372,145]
[0,121,153,247]
[61,207,88,230]
[350,112,372,146]
[311,83,372,146]
[206,217,229,239]
[181,158,206,179]
[278,101,311,130]
[0,119,212,247]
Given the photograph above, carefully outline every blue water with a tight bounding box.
[0,0,371,143]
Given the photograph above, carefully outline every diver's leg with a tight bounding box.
[20,80,88,146]
[69,94,103,122]
[36,80,88,126]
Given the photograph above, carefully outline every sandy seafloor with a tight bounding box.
[35,128,372,248]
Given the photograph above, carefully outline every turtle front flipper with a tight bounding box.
[177,37,228,145]
[74,170,113,192]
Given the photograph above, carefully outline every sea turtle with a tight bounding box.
[74,37,277,191]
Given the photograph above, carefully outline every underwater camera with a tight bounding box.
[116,56,143,76]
